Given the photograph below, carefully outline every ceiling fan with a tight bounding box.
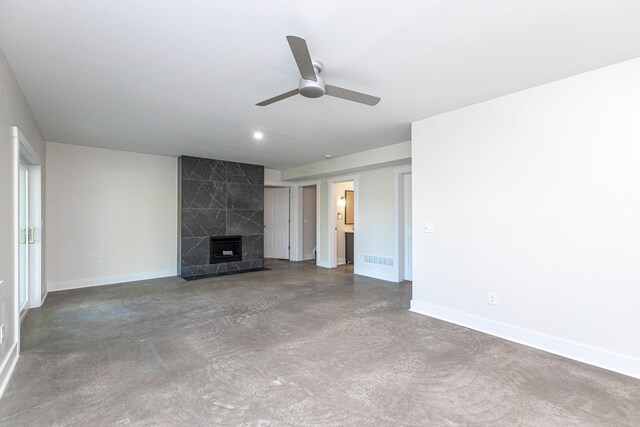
[256,36,381,107]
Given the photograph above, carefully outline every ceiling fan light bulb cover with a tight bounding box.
[299,75,325,98]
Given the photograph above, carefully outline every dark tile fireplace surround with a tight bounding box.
[178,156,265,279]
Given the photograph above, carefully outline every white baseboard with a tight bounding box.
[47,269,177,292]
[316,259,331,269]
[354,265,398,283]
[40,291,48,306]
[410,299,640,380]
[337,257,346,265]
[0,342,18,400]
[303,253,315,261]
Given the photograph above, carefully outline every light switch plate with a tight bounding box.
[424,222,435,233]
[488,292,497,305]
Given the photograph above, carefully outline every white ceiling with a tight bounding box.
[1,1,639,169]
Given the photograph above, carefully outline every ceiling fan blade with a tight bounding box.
[325,85,381,106]
[256,89,299,106]
[286,36,317,82]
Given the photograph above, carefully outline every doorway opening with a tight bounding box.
[264,186,290,260]
[396,168,412,282]
[301,185,317,261]
[402,173,412,281]
[328,178,357,272]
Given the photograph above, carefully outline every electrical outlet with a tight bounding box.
[423,222,435,233]
[0,324,5,344]
[97,260,104,268]
[488,292,497,306]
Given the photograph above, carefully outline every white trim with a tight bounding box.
[27,163,42,308]
[17,162,29,316]
[410,299,640,380]
[393,165,412,282]
[355,266,398,282]
[7,128,43,401]
[13,127,44,315]
[13,127,41,164]
[12,128,20,363]
[315,181,321,267]
[269,180,320,262]
[47,270,176,292]
[287,187,292,261]
[0,343,19,400]
[19,306,29,324]
[291,186,303,261]
[40,291,48,306]
[316,259,332,269]
[295,182,321,263]
[337,257,346,265]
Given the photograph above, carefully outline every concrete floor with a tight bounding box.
[1,260,639,426]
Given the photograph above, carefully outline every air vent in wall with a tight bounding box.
[363,255,394,267]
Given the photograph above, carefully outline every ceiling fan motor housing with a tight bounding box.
[299,75,325,98]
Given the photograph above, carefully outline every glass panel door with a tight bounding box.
[19,164,28,311]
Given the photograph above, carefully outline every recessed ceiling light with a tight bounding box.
[253,131,264,140]
[325,154,332,159]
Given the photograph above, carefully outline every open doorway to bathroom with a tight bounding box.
[329,179,355,273]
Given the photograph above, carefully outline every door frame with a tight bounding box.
[264,177,321,263]
[17,160,30,320]
[394,165,412,282]
[12,127,43,334]
[327,175,359,269]
[293,181,321,263]
[298,184,318,261]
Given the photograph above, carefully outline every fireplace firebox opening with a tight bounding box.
[210,235,242,264]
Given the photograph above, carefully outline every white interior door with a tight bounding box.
[264,187,290,259]
[403,174,413,281]
[18,162,29,313]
